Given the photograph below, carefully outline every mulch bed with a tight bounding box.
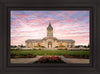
[11,55,36,58]
[63,55,89,59]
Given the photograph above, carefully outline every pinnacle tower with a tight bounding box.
[47,21,53,37]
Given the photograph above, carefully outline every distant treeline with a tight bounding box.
[74,45,90,48]
[11,44,25,48]
[11,44,90,48]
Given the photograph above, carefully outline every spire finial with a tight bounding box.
[47,20,53,30]
[49,20,51,25]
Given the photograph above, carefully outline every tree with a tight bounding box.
[88,44,90,48]
[21,44,23,48]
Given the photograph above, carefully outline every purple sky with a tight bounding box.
[11,10,89,46]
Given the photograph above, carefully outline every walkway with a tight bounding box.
[60,56,89,64]
[11,56,89,64]
[11,56,41,64]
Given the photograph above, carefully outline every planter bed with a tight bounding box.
[63,55,89,59]
[11,55,36,58]
[34,56,66,63]
[11,52,36,58]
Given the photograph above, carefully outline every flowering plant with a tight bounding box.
[37,56,65,63]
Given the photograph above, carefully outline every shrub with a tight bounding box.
[65,48,68,50]
[55,46,58,48]
[35,56,65,63]
[10,52,16,58]
[33,49,36,50]
[38,49,41,50]
[10,52,36,58]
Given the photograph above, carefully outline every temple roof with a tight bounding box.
[25,39,42,42]
[42,37,57,40]
[25,38,75,42]
[58,39,75,42]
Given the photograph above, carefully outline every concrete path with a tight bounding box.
[10,56,41,64]
[11,56,89,64]
[60,56,89,64]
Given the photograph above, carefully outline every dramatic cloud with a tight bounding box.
[11,11,89,45]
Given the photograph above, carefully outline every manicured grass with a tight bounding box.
[11,50,89,56]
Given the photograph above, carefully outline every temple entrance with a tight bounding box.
[48,42,52,48]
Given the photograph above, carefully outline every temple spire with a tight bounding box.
[49,20,51,26]
[47,21,53,37]
[47,21,53,30]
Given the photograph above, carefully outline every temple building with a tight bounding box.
[25,22,75,49]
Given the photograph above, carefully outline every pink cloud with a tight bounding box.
[15,14,29,18]
[11,11,89,45]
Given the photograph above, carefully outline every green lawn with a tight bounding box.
[11,50,89,56]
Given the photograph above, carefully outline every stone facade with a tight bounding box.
[25,22,75,49]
